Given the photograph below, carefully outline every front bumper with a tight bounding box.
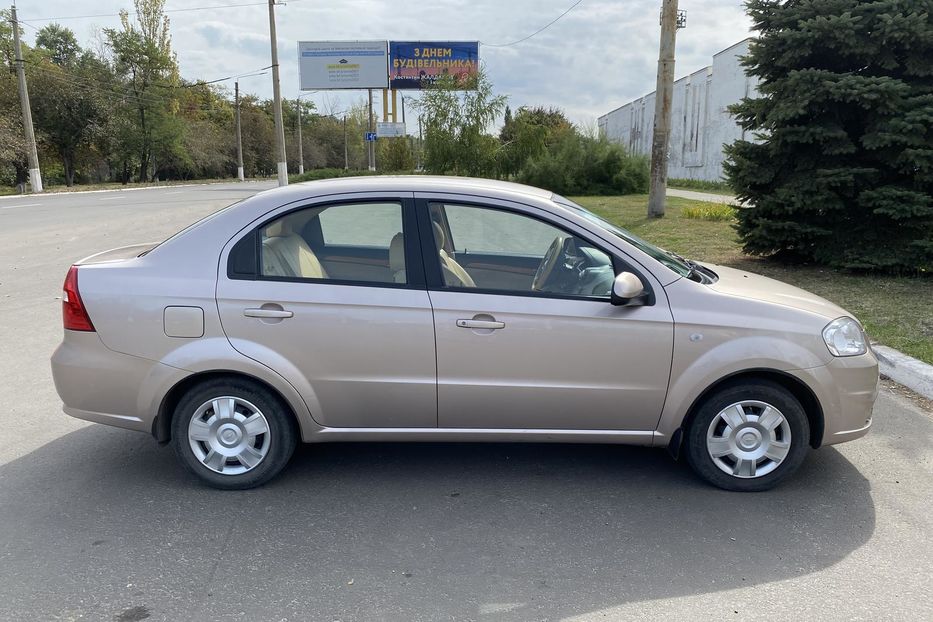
[51,330,186,434]
[789,350,879,446]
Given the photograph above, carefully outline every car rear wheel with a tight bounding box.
[684,380,810,491]
[171,378,297,490]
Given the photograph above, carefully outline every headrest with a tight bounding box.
[389,232,405,268]
[265,219,290,237]
[432,221,447,250]
[264,207,327,239]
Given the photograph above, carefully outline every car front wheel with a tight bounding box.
[171,378,297,490]
[684,380,810,491]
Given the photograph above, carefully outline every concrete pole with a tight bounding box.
[235,81,245,181]
[343,114,349,170]
[417,114,423,171]
[267,0,288,186]
[296,97,304,175]
[11,6,42,193]
[647,0,679,218]
[382,88,389,126]
[368,89,375,171]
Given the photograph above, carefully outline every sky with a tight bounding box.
[16,0,755,126]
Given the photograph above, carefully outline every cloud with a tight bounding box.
[20,0,753,126]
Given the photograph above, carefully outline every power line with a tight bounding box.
[482,0,584,48]
[24,61,250,113]
[18,1,297,23]
[153,67,272,89]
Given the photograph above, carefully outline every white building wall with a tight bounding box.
[598,39,758,182]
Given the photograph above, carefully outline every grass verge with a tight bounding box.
[667,178,733,193]
[572,195,933,365]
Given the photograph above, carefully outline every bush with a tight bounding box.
[681,203,737,221]
[518,134,648,195]
[289,168,380,183]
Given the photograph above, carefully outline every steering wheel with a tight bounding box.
[532,234,570,291]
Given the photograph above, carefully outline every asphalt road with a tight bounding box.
[0,182,931,621]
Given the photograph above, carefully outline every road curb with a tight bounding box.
[873,345,933,400]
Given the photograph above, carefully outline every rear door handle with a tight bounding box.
[456,319,505,330]
[244,307,294,319]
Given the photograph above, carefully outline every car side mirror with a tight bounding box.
[611,272,646,306]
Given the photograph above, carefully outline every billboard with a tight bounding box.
[376,122,406,138]
[389,41,480,90]
[298,41,388,90]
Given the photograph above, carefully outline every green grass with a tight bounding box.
[681,203,737,221]
[572,195,933,365]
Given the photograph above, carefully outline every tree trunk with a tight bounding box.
[137,108,150,183]
[62,150,75,187]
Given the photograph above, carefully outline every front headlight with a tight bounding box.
[822,317,867,357]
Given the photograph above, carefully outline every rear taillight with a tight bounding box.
[62,265,95,332]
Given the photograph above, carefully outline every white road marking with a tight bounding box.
[0,203,41,209]
[99,197,121,201]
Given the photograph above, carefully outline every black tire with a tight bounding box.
[684,380,810,492]
[171,377,298,490]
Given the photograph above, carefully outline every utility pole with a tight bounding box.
[343,114,348,170]
[367,88,375,171]
[647,0,681,218]
[11,5,42,193]
[296,97,304,175]
[417,114,423,171]
[235,81,245,181]
[267,0,288,186]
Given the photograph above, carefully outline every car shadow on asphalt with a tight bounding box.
[0,429,874,620]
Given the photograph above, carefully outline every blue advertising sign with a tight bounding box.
[389,41,480,90]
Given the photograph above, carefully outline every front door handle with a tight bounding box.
[244,307,294,319]
[456,319,505,330]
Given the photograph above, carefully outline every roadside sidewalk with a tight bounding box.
[666,188,740,204]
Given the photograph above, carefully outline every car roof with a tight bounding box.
[289,175,555,201]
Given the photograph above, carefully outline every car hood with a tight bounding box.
[701,263,850,321]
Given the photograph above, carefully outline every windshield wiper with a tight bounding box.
[665,250,705,282]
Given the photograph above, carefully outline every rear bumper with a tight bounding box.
[789,350,879,446]
[51,330,187,434]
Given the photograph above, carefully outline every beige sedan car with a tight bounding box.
[51,176,878,491]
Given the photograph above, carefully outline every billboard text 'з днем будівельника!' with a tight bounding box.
[389,41,479,90]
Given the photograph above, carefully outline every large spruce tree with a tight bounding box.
[725,0,933,272]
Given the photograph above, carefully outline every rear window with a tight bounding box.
[318,203,403,247]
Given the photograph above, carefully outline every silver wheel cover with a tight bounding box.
[706,400,792,479]
[187,396,271,475]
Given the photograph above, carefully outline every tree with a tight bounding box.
[416,71,506,177]
[725,0,933,272]
[499,106,573,178]
[376,137,414,172]
[105,0,182,182]
[0,10,28,188]
[30,26,106,186]
[35,24,80,66]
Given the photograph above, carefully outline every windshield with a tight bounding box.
[552,195,693,278]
